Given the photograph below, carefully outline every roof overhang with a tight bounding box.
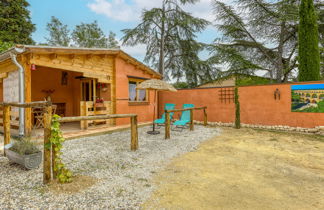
[0,45,162,79]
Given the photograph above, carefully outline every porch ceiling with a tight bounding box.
[29,53,113,83]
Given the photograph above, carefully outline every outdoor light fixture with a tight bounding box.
[274,88,281,100]
[31,64,36,71]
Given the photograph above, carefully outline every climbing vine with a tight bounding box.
[50,114,73,183]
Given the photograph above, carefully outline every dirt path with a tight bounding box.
[143,128,324,210]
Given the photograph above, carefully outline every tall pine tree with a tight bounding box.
[317,2,324,78]
[210,0,299,83]
[298,0,321,81]
[0,0,35,51]
[121,0,212,84]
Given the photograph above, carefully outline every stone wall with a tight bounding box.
[3,71,19,113]
[3,70,19,102]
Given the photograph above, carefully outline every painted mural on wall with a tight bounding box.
[291,84,324,113]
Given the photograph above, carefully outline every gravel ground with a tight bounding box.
[0,125,219,209]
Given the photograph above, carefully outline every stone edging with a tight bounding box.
[193,120,324,135]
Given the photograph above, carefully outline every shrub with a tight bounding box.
[10,140,40,155]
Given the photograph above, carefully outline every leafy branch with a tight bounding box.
[50,114,73,183]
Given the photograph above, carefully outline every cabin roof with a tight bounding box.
[0,45,161,78]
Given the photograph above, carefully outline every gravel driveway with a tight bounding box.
[0,125,219,209]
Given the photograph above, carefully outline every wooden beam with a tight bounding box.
[93,78,96,102]
[27,47,119,55]
[203,108,207,126]
[43,106,52,184]
[0,73,8,79]
[29,59,112,76]
[130,116,138,151]
[24,57,32,136]
[0,101,51,108]
[0,61,17,74]
[3,105,11,156]
[58,114,137,122]
[80,102,88,130]
[165,106,207,113]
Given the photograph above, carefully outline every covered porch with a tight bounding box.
[29,66,113,135]
[22,50,116,136]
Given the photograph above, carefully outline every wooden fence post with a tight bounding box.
[43,106,52,184]
[3,105,11,156]
[190,109,194,131]
[130,116,138,151]
[203,108,207,126]
[165,112,170,139]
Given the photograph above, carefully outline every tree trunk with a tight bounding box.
[276,21,286,83]
[158,1,166,78]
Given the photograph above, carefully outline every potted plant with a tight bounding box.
[4,139,42,170]
[95,98,105,107]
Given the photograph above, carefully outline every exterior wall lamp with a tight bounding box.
[274,88,281,100]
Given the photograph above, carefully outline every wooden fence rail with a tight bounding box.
[57,114,139,151]
[1,101,139,185]
[164,106,207,139]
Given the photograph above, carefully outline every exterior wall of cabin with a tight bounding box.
[0,70,21,135]
[0,49,160,133]
[3,71,19,103]
[115,57,156,125]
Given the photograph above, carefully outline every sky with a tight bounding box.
[27,0,220,61]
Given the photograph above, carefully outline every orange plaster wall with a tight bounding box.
[159,88,235,123]
[31,67,81,116]
[115,57,156,125]
[239,82,324,128]
[159,81,324,128]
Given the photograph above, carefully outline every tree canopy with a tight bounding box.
[318,2,324,78]
[210,0,300,83]
[298,0,320,81]
[107,31,119,48]
[45,16,70,47]
[0,0,35,51]
[121,0,213,86]
[72,21,108,48]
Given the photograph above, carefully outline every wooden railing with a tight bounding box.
[0,106,20,135]
[57,114,138,152]
[164,106,207,139]
[1,101,139,185]
[80,101,112,129]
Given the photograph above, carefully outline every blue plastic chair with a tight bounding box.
[173,104,194,130]
[154,103,175,126]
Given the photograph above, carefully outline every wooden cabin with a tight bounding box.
[0,45,161,136]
